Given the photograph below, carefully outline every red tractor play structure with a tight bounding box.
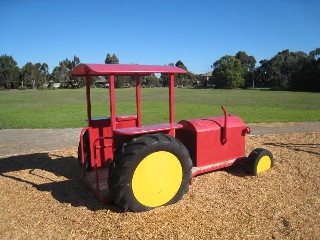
[71,64,274,212]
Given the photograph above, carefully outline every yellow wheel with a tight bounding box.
[246,148,274,176]
[108,133,192,212]
[132,151,183,207]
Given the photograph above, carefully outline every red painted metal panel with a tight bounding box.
[116,115,137,121]
[169,74,174,124]
[86,116,138,168]
[135,75,142,127]
[87,119,113,168]
[191,158,244,177]
[72,64,187,77]
[176,115,247,168]
[113,123,183,136]
[85,76,92,124]
[109,74,116,131]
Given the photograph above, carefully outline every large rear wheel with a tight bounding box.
[108,133,192,212]
[77,130,91,171]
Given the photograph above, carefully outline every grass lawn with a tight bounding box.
[0,88,319,129]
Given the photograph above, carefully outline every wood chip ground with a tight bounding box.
[0,133,319,239]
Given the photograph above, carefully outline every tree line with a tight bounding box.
[0,55,83,89]
[210,48,320,92]
[0,48,319,91]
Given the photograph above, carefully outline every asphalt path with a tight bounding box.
[0,122,319,157]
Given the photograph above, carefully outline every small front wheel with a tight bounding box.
[245,148,274,176]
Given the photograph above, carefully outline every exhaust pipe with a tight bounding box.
[221,106,227,144]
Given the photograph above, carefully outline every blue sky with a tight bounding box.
[0,0,319,74]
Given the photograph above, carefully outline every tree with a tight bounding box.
[20,62,47,89]
[293,48,320,92]
[175,60,193,87]
[69,55,83,88]
[309,48,320,91]
[235,51,256,71]
[104,52,132,88]
[0,55,20,89]
[254,59,269,88]
[308,57,320,92]
[255,50,312,90]
[105,53,119,64]
[310,48,320,60]
[160,63,174,87]
[210,55,244,88]
[51,62,69,86]
[175,60,187,71]
[184,72,198,88]
[143,74,160,87]
[39,63,49,83]
[235,51,256,87]
[51,55,82,88]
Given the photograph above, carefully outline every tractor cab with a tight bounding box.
[72,64,186,169]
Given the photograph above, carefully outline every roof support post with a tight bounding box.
[169,73,175,124]
[109,74,116,130]
[135,74,142,127]
[85,75,92,125]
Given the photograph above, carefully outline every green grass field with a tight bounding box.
[0,88,319,129]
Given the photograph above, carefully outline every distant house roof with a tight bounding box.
[200,72,212,77]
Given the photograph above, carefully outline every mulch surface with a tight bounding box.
[0,133,319,239]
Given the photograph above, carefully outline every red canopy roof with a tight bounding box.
[71,64,187,77]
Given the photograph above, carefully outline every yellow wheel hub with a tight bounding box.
[257,155,272,173]
[132,151,182,207]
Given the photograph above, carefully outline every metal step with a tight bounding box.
[81,168,112,203]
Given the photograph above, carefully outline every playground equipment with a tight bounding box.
[71,64,274,212]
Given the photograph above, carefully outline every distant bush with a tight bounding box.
[18,86,27,90]
[36,85,56,90]
[37,85,47,90]
[47,85,56,90]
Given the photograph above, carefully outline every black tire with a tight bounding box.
[245,148,274,176]
[77,130,91,171]
[108,133,193,212]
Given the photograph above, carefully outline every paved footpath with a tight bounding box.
[0,122,319,157]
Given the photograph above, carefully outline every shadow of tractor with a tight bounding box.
[0,152,120,212]
[265,142,320,156]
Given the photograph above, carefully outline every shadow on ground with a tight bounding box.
[0,152,121,212]
[0,152,250,211]
[265,142,320,156]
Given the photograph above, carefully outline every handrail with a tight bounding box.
[92,136,113,192]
